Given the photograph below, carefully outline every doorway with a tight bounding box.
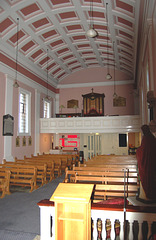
[87,134,101,159]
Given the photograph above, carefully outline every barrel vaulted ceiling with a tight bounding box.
[1,0,141,90]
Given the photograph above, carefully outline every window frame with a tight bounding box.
[43,98,51,118]
[18,88,31,136]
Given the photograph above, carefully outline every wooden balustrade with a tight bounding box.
[38,199,156,240]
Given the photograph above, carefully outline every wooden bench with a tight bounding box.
[84,154,137,166]
[65,164,137,182]
[23,156,59,179]
[64,167,139,202]
[6,160,47,186]
[28,155,62,177]
[0,164,37,192]
[93,183,139,202]
[0,169,11,198]
[74,170,138,184]
[31,153,75,173]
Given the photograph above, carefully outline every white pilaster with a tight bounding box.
[34,89,40,156]
[55,94,59,115]
[4,76,14,161]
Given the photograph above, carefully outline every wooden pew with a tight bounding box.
[65,164,137,183]
[74,170,138,184]
[0,163,37,192]
[94,184,138,202]
[84,155,137,166]
[24,156,55,180]
[6,159,47,186]
[0,169,11,198]
[29,155,62,177]
[64,166,139,202]
[32,153,76,172]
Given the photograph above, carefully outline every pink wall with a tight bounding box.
[40,133,53,154]
[12,82,35,159]
[59,84,135,116]
[40,93,54,118]
[60,67,132,85]
[0,73,6,163]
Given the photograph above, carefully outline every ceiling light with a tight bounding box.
[13,81,19,88]
[86,0,98,38]
[113,41,118,99]
[86,27,98,38]
[45,49,51,102]
[106,73,112,80]
[13,18,20,88]
[106,3,112,80]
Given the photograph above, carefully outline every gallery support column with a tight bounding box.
[4,76,14,161]
[34,89,40,156]
[55,94,59,116]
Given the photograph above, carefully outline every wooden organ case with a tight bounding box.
[82,89,105,116]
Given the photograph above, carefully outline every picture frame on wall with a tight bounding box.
[3,114,14,136]
[16,136,20,147]
[28,136,32,146]
[23,136,26,146]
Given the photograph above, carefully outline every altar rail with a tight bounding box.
[38,199,156,240]
[40,115,141,133]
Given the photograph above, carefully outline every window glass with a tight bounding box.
[19,88,31,135]
[44,100,51,118]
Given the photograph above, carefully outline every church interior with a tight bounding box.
[0,0,156,239]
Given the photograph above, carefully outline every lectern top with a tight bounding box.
[50,183,94,203]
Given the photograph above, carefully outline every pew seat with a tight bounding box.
[0,164,37,192]
[0,169,11,198]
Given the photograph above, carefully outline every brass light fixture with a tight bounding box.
[86,0,98,38]
[13,18,20,88]
[45,49,51,101]
[105,3,112,80]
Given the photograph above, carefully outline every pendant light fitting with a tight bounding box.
[113,41,118,98]
[106,3,112,80]
[45,49,51,101]
[13,18,20,88]
[86,0,98,38]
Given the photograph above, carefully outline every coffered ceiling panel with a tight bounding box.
[0,0,141,88]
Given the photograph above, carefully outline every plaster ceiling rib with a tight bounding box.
[38,0,87,77]
[0,1,59,87]
[132,0,141,83]
[20,13,70,79]
[112,0,135,78]
[103,0,118,71]
[0,0,141,86]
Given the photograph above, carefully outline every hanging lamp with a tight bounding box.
[45,49,51,101]
[86,0,98,38]
[113,42,118,98]
[105,3,112,80]
[13,18,20,88]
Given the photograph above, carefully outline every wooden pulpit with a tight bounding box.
[50,183,94,240]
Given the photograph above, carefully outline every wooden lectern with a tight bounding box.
[50,183,94,240]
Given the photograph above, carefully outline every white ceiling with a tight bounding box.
[1,0,141,89]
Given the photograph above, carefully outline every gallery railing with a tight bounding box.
[38,199,156,240]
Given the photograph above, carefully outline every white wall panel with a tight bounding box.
[40,115,141,134]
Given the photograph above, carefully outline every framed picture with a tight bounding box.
[67,99,79,108]
[3,114,14,136]
[113,96,126,107]
[28,136,32,146]
[16,136,20,147]
[23,136,26,146]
